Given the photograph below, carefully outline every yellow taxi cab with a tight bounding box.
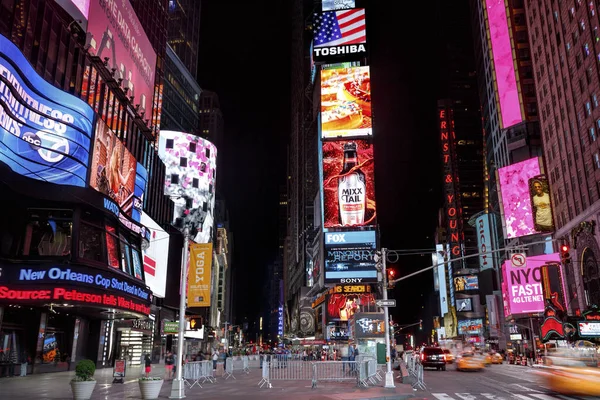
[483,352,492,366]
[491,352,503,364]
[442,349,455,364]
[543,357,600,396]
[456,352,485,372]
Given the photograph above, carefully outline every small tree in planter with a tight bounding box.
[138,376,164,399]
[70,360,96,400]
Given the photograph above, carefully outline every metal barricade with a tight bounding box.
[223,359,236,380]
[311,361,361,388]
[201,360,216,384]
[257,360,368,389]
[258,361,271,388]
[242,356,250,373]
[183,361,203,388]
[411,361,426,391]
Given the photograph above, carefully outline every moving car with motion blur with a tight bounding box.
[491,352,503,364]
[419,347,446,371]
[542,354,600,396]
[483,352,492,366]
[442,349,455,364]
[456,352,485,372]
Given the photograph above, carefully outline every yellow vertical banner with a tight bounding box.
[187,243,212,307]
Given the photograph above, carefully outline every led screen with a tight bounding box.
[321,66,371,138]
[456,298,473,312]
[324,230,377,283]
[436,245,449,315]
[141,212,169,298]
[322,139,376,228]
[579,322,600,336]
[529,176,555,233]
[89,119,138,216]
[55,0,90,27]
[354,312,386,338]
[497,157,542,238]
[322,0,355,11]
[485,0,522,128]
[458,318,483,335]
[313,9,366,62]
[326,293,375,322]
[453,275,479,291]
[158,131,217,244]
[501,253,561,315]
[476,214,493,271]
[0,34,94,187]
[86,0,157,116]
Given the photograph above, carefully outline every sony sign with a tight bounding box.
[476,214,493,271]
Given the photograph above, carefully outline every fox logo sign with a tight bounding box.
[325,233,346,244]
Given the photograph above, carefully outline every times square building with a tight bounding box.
[0,0,179,374]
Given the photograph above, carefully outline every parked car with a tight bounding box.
[442,349,455,364]
[456,352,485,372]
[419,347,446,371]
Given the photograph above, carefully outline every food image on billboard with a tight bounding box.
[0,34,94,187]
[497,157,542,238]
[321,66,371,138]
[322,139,376,228]
[141,212,169,298]
[89,119,137,215]
[327,293,375,321]
[158,131,217,244]
[458,318,483,335]
[313,8,366,62]
[324,230,377,283]
[453,275,478,292]
[501,253,561,316]
[456,298,473,312]
[86,0,157,115]
[528,175,555,233]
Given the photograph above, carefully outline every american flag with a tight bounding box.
[314,8,366,48]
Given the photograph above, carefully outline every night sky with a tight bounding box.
[197,0,466,340]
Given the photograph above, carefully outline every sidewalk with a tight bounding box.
[0,363,418,399]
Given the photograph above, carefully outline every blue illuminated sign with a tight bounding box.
[0,34,94,187]
[133,162,147,223]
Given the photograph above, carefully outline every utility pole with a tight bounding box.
[170,229,189,399]
[380,248,395,388]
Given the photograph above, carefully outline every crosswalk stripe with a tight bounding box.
[481,394,506,399]
[430,393,575,400]
[512,395,536,400]
[432,394,455,400]
[555,396,581,400]
[455,394,478,400]
[530,395,571,400]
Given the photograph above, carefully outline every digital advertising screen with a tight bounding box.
[324,230,377,283]
[132,162,147,223]
[55,0,90,28]
[0,34,94,187]
[86,0,157,115]
[476,214,493,271]
[322,139,376,228]
[89,119,138,215]
[497,157,542,238]
[453,275,479,292]
[322,0,355,11]
[158,131,217,244]
[312,8,366,62]
[484,0,522,128]
[354,312,386,338]
[456,298,473,312]
[321,66,371,138]
[458,318,483,335]
[141,212,169,298]
[529,175,555,233]
[187,243,212,307]
[579,322,600,337]
[326,292,375,322]
[502,253,561,315]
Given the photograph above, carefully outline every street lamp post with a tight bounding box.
[170,230,189,399]
[380,248,395,388]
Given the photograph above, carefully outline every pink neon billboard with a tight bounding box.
[497,157,541,238]
[502,253,561,316]
[485,0,522,128]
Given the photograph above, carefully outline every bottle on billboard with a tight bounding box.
[338,142,366,226]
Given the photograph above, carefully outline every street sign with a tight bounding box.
[376,299,396,307]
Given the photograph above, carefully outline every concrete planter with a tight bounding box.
[139,379,164,399]
[70,380,96,400]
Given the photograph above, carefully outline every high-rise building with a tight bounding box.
[524,1,600,309]
[167,0,202,80]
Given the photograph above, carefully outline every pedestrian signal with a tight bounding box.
[189,317,201,331]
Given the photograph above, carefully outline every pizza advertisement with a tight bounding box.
[321,66,372,139]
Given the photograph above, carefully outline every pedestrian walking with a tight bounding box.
[340,344,349,372]
[348,343,356,372]
[164,351,175,380]
[144,354,152,377]
[212,349,218,371]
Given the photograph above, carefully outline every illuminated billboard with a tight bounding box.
[55,0,90,28]
[458,318,483,335]
[188,243,212,307]
[501,253,561,316]
[529,176,555,233]
[141,212,169,298]
[436,246,449,315]
[321,66,371,139]
[89,119,138,215]
[326,292,375,322]
[322,0,355,11]
[0,34,94,187]
[313,8,366,62]
[484,0,522,128]
[476,214,493,270]
[456,298,473,312]
[497,157,543,238]
[354,312,386,338]
[86,0,157,115]
[453,275,479,292]
[324,230,377,283]
[158,131,217,244]
[322,139,376,228]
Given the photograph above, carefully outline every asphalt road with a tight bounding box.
[417,362,599,400]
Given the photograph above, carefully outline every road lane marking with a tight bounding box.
[530,395,573,400]
[432,394,456,400]
[512,395,536,400]
[481,394,509,399]
[556,396,582,400]
[455,394,478,400]
[510,384,542,392]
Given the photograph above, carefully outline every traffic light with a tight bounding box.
[560,243,571,265]
[189,316,202,331]
[387,268,396,289]
[419,319,423,330]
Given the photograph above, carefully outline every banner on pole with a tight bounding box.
[187,243,213,307]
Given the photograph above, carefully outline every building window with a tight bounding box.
[22,209,73,257]
[586,102,592,116]
[581,19,587,32]
[594,94,599,108]
[594,153,600,169]
[584,43,591,57]
[591,126,597,142]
